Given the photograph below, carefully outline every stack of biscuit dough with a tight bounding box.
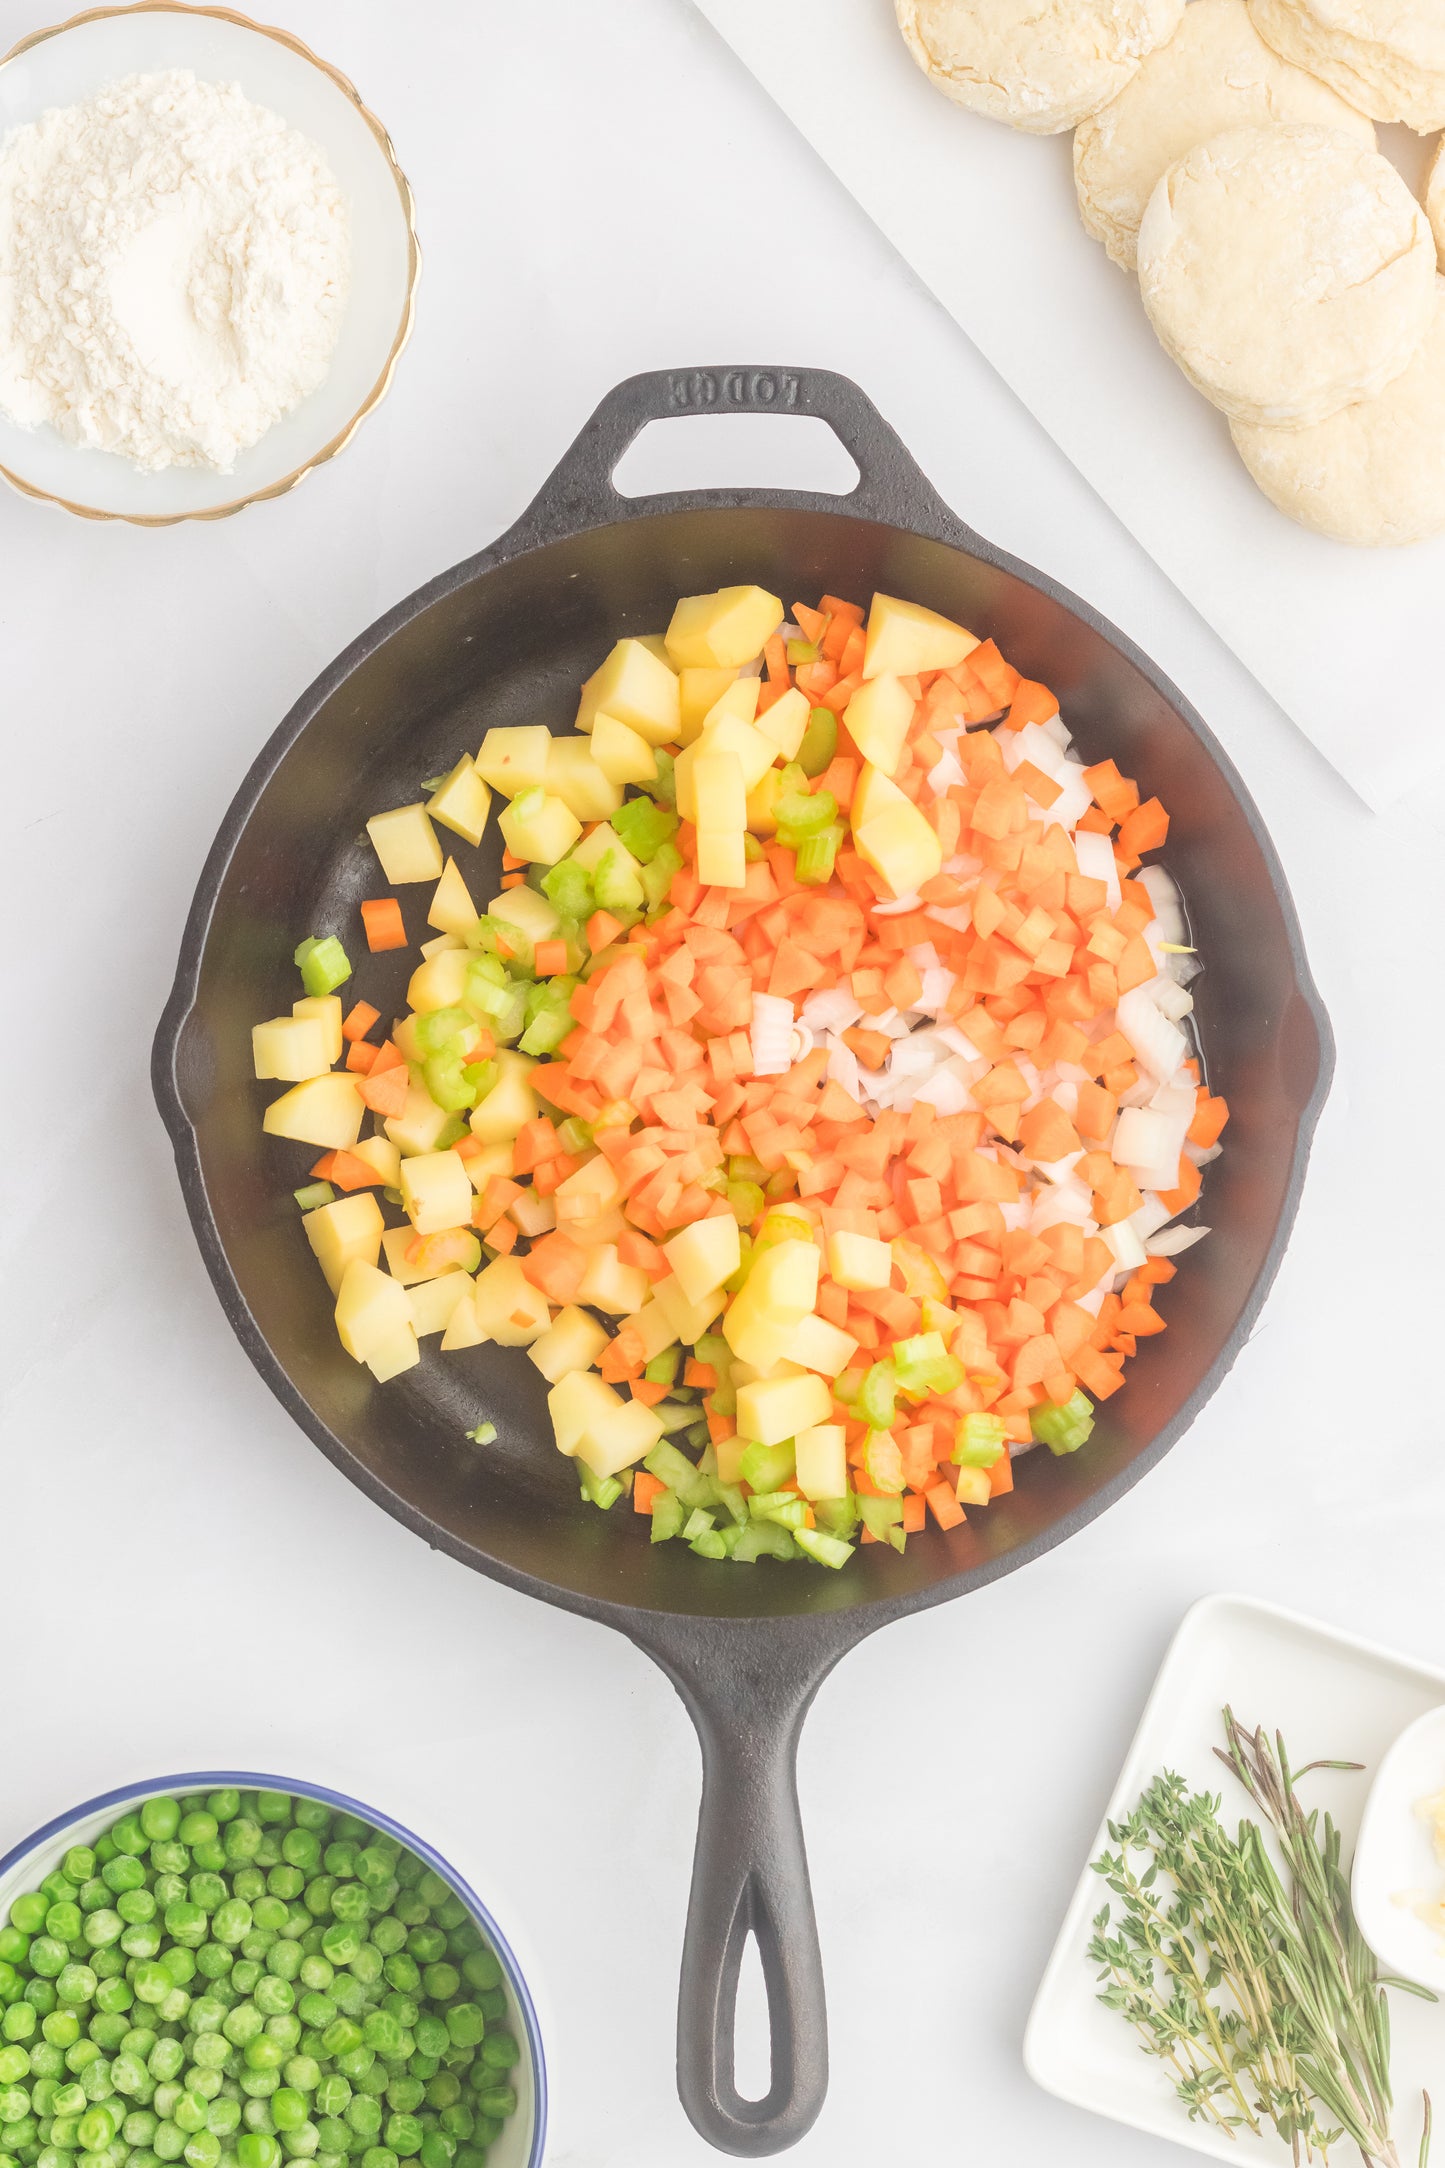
[894,0,1445,545]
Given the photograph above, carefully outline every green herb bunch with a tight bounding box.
[1088,1709,1434,2167]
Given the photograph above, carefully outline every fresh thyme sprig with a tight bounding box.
[1088,1708,1435,2166]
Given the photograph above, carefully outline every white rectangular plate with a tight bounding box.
[689,0,1445,810]
[1025,1593,1445,2162]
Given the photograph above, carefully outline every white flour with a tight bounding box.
[0,69,350,473]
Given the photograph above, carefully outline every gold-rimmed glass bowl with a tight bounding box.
[0,2,419,522]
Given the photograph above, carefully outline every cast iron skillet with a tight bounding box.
[153,366,1333,2157]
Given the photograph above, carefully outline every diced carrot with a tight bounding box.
[534,939,568,977]
[345,1040,378,1074]
[342,1001,380,1041]
[1006,680,1058,731]
[357,1064,409,1117]
[360,899,406,952]
[587,910,624,954]
[310,1150,379,1192]
[633,1471,664,1515]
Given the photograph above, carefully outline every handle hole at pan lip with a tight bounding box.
[611,413,861,500]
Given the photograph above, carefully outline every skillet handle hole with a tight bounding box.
[732,1926,773,2106]
[611,413,861,500]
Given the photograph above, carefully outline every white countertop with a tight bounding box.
[4,3,1443,2164]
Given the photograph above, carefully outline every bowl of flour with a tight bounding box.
[0,3,417,520]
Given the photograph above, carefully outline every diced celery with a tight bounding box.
[832,1368,864,1407]
[541,860,594,922]
[794,824,843,886]
[682,1507,716,1543]
[858,1495,904,1543]
[645,1347,681,1387]
[641,841,683,909]
[733,1520,799,1563]
[414,1006,473,1055]
[797,708,837,778]
[655,1400,700,1434]
[786,640,819,666]
[578,1463,623,1511]
[795,1528,853,1571]
[293,1182,335,1212]
[494,985,529,1044]
[713,1483,750,1530]
[739,1440,796,1494]
[519,978,578,1056]
[465,1422,498,1446]
[727,1179,765,1226]
[650,1490,686,1543]
[593,848,645,917]
[423,1051,479,1112]
[433,1114,468,1150]
[723,1230,753,1294]
[748,1494,810,1530]
[813,1494,860,1540]
[685,1421,711,1452]
[294,936,352,998]
[857,1360,897,1430]
[643,1441,716,1511]
[642,749,677,808]
[690,1529,729,1560]
[892,1332,964,1399]
[556,1116,593,1154]
[692,1333,732,1376]
[743,834,765,863]
[1030,1390,1096,1457]
[466,1057,500,1104]
[775,788,837,849]
[953,1413,1006,1468]
[610,795,679,861]
[706,1380,737,1418]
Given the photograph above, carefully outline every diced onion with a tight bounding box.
[1147,1222,1210,1257]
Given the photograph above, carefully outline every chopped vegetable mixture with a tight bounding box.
[253,585,1227,1568]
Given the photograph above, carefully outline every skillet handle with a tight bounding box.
[630,1617,858,2157]
[503,364,965,545]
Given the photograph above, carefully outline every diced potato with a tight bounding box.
[745,768,784,836]
[590,713,657,785]
[470,1052,539,1143]
[854,799,943,900]
[675,717,775,820]
[569,825,641,879]
[863,593,979,680]
[486,885,561,942]
[335,1259,412,1361]
[550,1370,623,1453]
[654,1272,726,1347]
[714,1434,747,1485]
[509,1189,557,1239]
[546,735,624,821]
[787,1313,859,1379]
[428,858,478,936]
[666,585,784,670]
[498,790,582,865]
[576,1244,650,1316]
[348,1135,401,1190]
[408,947,471,1014]
[694,750,747,834]
[576,638,680,745]
[679,666,738,744]
[723,1240,820,1368]
[955,1465,991,1506]
[696,830,746,890]
[427,758,493,847]
[292,994,343,1065]
[305,1193,385,1295]
[548,1372,664,1479]
[622,1299,679,1366]
[826,1229,893,1292]
[554,1203,629,1251]
[794,1424,848,1502]
[472,1255,553,1345]
[700,677,761,731]
[263,1073,365,1150]
[664,1215,741,1304]
[459,1139,515,1191]
[753,686,810,762]
[419,934,464,959]
[381,1225,435,1287]
[408,1271,475,1338]
[253,1015,332,1083]
[735,1369,832,1447]
[845,674,913,776]
[399,1150,473,1236]
[730,1357,806,1386]
[475,725,551,797]
[440,1290,486,1351]
[367,804,444,884]
[365,1326,422,1383]
[554,1156,623,1222]
[529,1305,611,1384]
[386,1083,459,1158]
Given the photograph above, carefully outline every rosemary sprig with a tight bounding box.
[1088,1709,1435,2167]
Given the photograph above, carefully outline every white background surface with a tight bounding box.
[3,4,1445,2166]
[691,0,1444,812]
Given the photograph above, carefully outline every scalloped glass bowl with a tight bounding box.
[0,4,418,522]
[0,1773,545,2168]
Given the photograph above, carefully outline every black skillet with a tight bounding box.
[153,366,1333,2156]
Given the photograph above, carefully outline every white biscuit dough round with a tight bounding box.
[1230,280,1445,542]
[1136,124,1436,426]
[1427,134,1445,266]
[1247,0,1445,132]
[894,0,1186,135]
[1075,0,1375,270]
